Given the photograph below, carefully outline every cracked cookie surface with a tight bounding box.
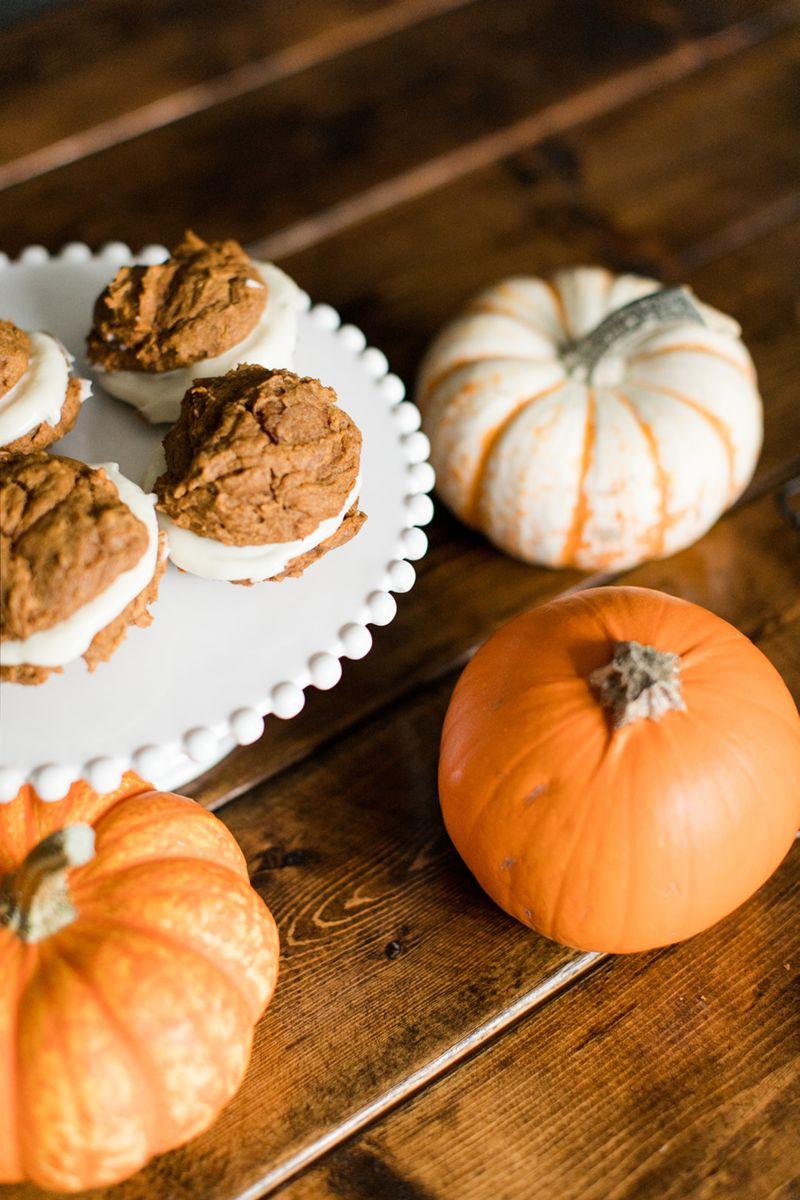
[155,365,363,548]
[87,230,266,373]
[0,452,148,642]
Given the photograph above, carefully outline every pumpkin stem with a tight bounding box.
[564,287,705,384]
[0,824,95,944]
[590,640,686,729]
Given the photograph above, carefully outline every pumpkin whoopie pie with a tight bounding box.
[0,319,91,454]
[151,364,365,584]
[87,230,302,424]
[0,452,165,684]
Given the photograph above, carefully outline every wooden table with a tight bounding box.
[2,2,799,1196]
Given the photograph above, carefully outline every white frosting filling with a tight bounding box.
[0,331,90,447]
[96,262,302,424]
[154,463,361,583]
[0,465,159,668]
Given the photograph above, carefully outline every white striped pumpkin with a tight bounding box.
[417,267,762,570]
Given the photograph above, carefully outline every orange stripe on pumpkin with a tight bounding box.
[628,379,737,499]
[629,343,755,380]
[468,381,566,525]
[420,354,551,408]
[544,278,572,339]
[560,390,596,566]
[615,391,670,558]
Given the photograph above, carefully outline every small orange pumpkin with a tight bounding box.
[440,586,800,953]
[0,773,280,1192]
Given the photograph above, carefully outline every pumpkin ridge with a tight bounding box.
[2,946,27,1183]
[73,904,270,1023]
[618,781,640,952]
[421,354,554,408]
[457,743,539,860]
[72,852,251,900]
[560,389,596,566]
[468,299,557,342]
[700,688,800,741]
[450,677,589,855]
[663,718,698,939]
[84,801,249,882]
[539,679,618,939]
[468,379,566,524]
[544,278,572,340]
[545,754,608,942]
[469,690,612,935]
[630,343,755,380]
[627,379,737,499]
[85,831,247,879]
[56,919,258,1150]
[22,948,93,1188]
[47,940,166,1158]
[615,390,671,558]
[23,776,155,852]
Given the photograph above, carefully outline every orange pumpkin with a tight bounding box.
[0,773,280,1192]
[440,586,800,953]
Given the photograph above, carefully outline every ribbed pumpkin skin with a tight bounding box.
[439,587,800,954]
[417,268,763,570]
[0,774,280,1192]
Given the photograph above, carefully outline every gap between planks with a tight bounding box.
[235,952,604,1200]
[0,0,477,191]
[250,0,800,262]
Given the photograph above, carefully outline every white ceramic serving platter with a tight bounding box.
[0,243,434,801]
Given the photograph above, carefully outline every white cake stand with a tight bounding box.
[0,243,433,801]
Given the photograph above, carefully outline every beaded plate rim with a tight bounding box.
[0,241,434,802]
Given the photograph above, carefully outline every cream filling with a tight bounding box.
[0,331,90,447]
[0,465,159,668]
[96,263,302,424]
[156,472,361,583]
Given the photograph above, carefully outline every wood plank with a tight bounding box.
[256,6,800,264]
[0,0,448,178]
[189,217,800,809]
[280,841,800,1200]
[7,480,798,1200]
[0,0,797,253]
[270,26,800,391]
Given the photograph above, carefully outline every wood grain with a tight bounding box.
[0,0,797,253]
[255,4,800,263]
[280,839,800,1200]
[273,28,800,388]
[0,0,454,177]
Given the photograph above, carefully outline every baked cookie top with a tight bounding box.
[155,365,363,547]
[87,230,266,373]
[0,320,31,397]
[0,453,148,641]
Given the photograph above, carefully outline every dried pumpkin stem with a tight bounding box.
[590,640,686,729]
[564,287,705,384]
[0,824,95,944]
